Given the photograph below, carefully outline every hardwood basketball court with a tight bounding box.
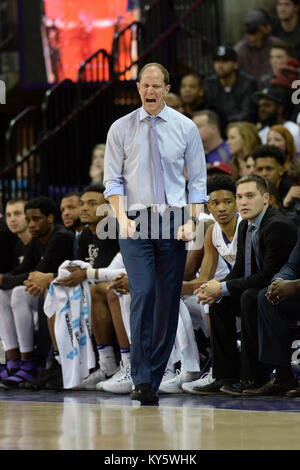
[0,390,300,451]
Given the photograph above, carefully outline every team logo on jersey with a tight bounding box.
[86,244,99,266]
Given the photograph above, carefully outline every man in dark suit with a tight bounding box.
[193,175,298,395]
[242,227,300,396]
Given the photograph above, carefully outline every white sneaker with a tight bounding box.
[161,368,177,382]
[100,360,119,380]
[158,369,201,394]
[181,371,201,382]
[99,361,133,394]
[96,365,125,391]
[182,369,214,394]
[73,362,120,391]
[71,369,105,390]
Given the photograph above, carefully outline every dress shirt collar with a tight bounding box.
[248,208,266,231]
[139,103,169,122]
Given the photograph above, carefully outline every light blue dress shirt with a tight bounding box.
[221,209,267,297]
[103,104,208,211]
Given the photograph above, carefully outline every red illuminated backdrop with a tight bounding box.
[41,0,140,82]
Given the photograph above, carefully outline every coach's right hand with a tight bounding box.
[119,217,136,238]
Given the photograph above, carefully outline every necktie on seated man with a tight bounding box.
[150,116,167,214]
[244,224,255,277]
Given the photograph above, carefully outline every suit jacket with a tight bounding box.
[225,206,298,298]
[273,227,300,281]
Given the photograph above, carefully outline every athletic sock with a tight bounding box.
[6,359,21,373]
[120,347,130,366]
[97,344,115,366]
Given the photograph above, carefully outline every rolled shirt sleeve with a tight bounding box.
[103,122,125,199]
[185,123,209,204]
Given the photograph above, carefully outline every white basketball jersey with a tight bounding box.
[212,214,242,270]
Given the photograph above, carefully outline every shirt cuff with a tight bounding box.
[103,184,124,199]
[271,276,283,283]
[214,281,227,303]
[221,281,230,296]
[188,191,210,204]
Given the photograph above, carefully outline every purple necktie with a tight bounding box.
[244,224,255,277]
[150,117,166,213]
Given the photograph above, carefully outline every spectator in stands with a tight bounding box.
[269,57,300,122]
[203,45,258,133]
[272,0,300,60]
[179,73,205,117]
[165,93,185,113]
[252,144,293,204]
[89,144,106,184]
[206,161,233,179]
[253,145,300,225]
[261,41,296,88]
[226,121,262,179]
[234,9,281,85]
[244,155,256,176]
[193,174,297,396]
[254,86,300,152]
[0,196,75,389]
[267,180,281,208]
[267,124,298,168]
[282,155,300,212]
[243,229,300,396]
[193,110,232,165]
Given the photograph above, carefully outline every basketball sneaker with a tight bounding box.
[182,368,214,394]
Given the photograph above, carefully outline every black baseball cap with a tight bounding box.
[252,87,286,105]
[245,9,271,33]
[214,45,237,62]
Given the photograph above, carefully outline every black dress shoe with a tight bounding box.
[242,378,299,396]
[130,383,159,404]
[221,380,261,396]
